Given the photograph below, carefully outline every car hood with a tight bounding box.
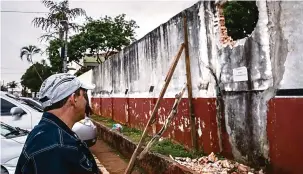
[2,157,19,174]
[1,135,27,164]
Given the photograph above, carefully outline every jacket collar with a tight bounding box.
[42,112,76,138]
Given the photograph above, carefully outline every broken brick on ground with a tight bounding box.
[171,152,265,174]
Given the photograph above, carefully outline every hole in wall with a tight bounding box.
[222,1,259,40]
[125,89,129,95]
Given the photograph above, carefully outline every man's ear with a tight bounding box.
[69,93,77,105]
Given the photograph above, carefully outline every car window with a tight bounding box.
[1,98,17,115]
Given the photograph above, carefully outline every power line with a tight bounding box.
[0,10,48,14]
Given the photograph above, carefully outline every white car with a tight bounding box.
[1,122,29,174]
[1,92,42,131]
[0,92,97,145]
[0,92,97,173]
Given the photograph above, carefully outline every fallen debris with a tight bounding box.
[172,152,265,174]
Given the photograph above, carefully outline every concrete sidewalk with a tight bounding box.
[93,154,110,174]
[90,140,141,174]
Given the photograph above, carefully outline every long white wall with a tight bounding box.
[92,1,219,99]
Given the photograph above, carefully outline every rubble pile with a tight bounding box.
[171,152,265,174]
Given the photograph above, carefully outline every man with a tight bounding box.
[15,73,100,174]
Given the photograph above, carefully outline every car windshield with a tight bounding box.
[0,122,29,138]
[5,94,43,112]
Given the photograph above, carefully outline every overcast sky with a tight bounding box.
[1,0,196,87]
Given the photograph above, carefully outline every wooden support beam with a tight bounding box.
[124,44,185,174]
[138,83,187,160]
[183,15,198,151]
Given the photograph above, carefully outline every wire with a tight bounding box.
[0,10,48,14]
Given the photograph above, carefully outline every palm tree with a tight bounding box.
[20,45,43,81]
[32,0,86,73]
[7,81,18,93]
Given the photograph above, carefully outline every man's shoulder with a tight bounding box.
[23,122,79,157]
[23,123,60,156]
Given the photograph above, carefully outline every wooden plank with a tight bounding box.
[183,15,198,151]
[124,44,185,174]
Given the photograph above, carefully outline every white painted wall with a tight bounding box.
[278,1,303,89]
[91,1,303,99]
[77,70,94,105]
[92,1,219,99]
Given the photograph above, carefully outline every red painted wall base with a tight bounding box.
[91,97,303,173]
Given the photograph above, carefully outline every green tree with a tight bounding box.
[7,81,18,93]
[46,13,139,73]
[223,1,258,40]
[33,0,86,72]
[70,14,139,63]
[21,62,53,92]
[33,0,86,40]
[67,32,87,63]
[46,38,64,73]
[20,45,43,81]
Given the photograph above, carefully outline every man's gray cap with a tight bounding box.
[38,73,95,108]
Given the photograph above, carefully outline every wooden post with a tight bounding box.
[138,83,187,160]
[124,44,185,174]
[183,15,198,151]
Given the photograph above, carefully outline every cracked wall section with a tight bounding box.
[218,1,272,167]
[218,0,302,168]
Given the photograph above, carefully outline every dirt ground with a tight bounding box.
[90,140,142,174]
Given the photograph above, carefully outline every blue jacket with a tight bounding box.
[15,112,100,174]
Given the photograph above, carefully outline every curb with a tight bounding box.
[93,155,110,174]
[93,120,196,174]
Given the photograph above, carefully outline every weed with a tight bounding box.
[151,139,204,158]
[91,115,204,159]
